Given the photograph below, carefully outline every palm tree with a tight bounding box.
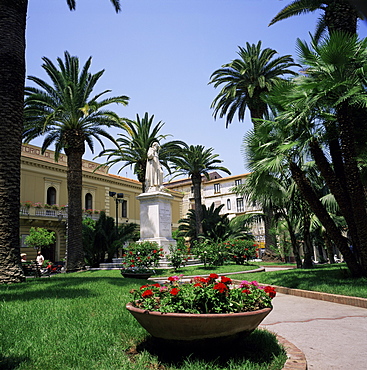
[178,203,252,242]
[243,114,364,276]
[269,0,359,40]
[285,32,367,275]
[23,51,129,272]
[0,0,120,284]
[95,112,185,192]
[172,145,231,237]
[209,41,299,128]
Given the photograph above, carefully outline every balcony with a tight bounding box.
[20,206,100,221]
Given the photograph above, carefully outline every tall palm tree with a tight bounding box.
[172,145,231,237]
[283,32,367,275]
[0,0,120,284]
[269,0,360,40]
[209,41,299,128]
[23,51,129,272]
[210,42,299,251]
[95,112,185,192]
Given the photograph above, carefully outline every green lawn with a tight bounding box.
[233,263,367,298]
[0,271,286,370]
[154,263,262,277]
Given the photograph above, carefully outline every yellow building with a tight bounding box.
[20,144,183,263]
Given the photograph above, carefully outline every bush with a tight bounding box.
[191,240,229,267]
[222,239,258,265]
[121,241,164,269]
[168,239,189,270]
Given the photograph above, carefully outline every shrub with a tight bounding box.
[191,239,229,267]
[168,239,189,270]
[222,239,258,264]
[121,241,164,270]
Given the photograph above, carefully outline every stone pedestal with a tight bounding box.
[137,191,176,254]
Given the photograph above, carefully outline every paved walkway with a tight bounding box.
[261,292,367,369]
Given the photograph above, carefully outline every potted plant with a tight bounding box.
[22,201,33,209]
[33,202,43,209]
[120,241,164,279]
[126,274,276,341]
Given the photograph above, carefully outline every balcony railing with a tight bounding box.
[20,206,100,220]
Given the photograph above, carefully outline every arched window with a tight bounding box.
[85,193,93,210]
[47,187,56,205]
[227,199,231,210]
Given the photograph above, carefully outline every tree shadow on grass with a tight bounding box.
[0,273,132,302]
[0,355,29,370]
[129,329,285,369]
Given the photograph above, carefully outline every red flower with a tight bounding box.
[242,289,251,294]
[153,250,157,253]
[151,283,161,288]
[213,282,228,293]
[142,289,154,298]
[140,285,148,290]
[209,273,219,279]
[221,276,232,285]
[170,288,180,296]
[194,283,203,287]
[264,286,276,298]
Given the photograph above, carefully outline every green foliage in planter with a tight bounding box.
[24,227,55,251]
[122,241,164,270]
[131,274,276,314]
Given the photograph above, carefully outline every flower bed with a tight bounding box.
[129,274,276,314]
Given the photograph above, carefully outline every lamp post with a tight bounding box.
[109,192,124,232]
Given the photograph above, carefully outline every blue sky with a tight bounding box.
[26,0,367,180]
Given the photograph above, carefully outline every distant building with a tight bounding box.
[165,172,265,245]
[20,144,183,262]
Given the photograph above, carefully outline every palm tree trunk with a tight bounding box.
[191,174,203,237]
[0,1,28,283]
[284,215,302,268]
[325,0,358,34]
[289,161,365,277]
[309,139,361,254]
[338,102,367,272]
[301,214,314,268]
[65,147,85,272]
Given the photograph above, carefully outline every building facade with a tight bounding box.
[20,144,183,262]
[166,172,265,245]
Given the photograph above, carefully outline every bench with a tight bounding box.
[22,262,50,278]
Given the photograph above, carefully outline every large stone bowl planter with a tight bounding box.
[126,303,272,341]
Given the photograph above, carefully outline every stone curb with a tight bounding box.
[271,285,367,309]
[274,333,308,370]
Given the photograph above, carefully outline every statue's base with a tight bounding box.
[137,191,176,255]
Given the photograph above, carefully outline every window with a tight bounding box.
[236,198,244,212]
[47,187,56,205]
[85,193,93,210]
[235,179,242,186]
[121,200,127,218]
[227,199,231,210]
[214,183,220,193]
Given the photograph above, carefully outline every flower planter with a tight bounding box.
[121,272,153,279]
[126,303,272,341]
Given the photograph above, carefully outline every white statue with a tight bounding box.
[145,142,164,192]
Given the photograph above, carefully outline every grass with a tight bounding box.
[233,263,367,298]
[0,270,287,370]
[154,263,261,277]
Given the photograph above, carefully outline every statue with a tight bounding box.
[145,142,164,192]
